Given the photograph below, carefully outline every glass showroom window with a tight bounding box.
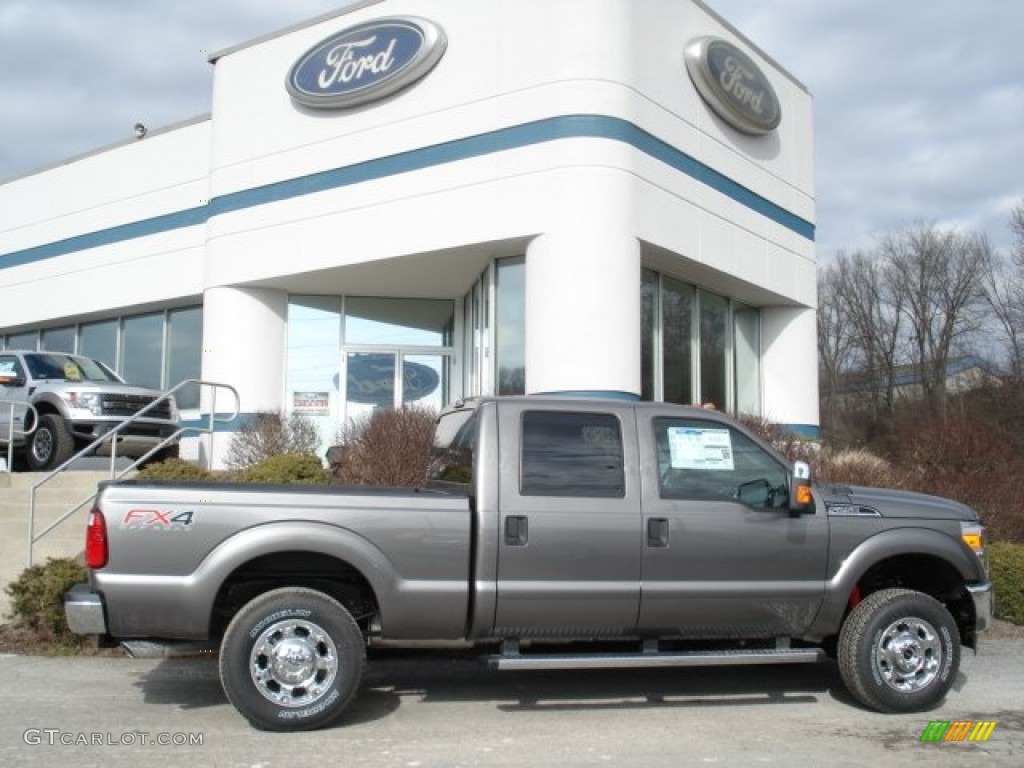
[78,321,118,369]
[41,326,75,353]
[287,296,342,453]
[699,289,728,409]
[286,295,455,451]
[640,270,761,416]
[664,277,695,406]
[5,331,38,351]
[121,313,164,390]
[495,258,525,395]
[463,257,525,398]
[166,307,203,409]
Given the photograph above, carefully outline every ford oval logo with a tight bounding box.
[287,16,447,109]
[684,37,781,135]
[342,354,440,406]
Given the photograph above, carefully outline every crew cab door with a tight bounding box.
[493,403,641,635]
[637,411,828,637]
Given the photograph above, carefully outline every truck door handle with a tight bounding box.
[647,518,669,548]
[505,515,529,546]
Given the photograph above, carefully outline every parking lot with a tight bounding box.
[1,635,1021,768]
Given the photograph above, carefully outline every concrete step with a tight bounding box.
[0,470,123,491]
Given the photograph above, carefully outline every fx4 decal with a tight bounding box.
[122,508,196,530]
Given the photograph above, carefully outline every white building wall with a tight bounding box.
[1,0,819,445]
[0,119,211,327]
[199,286,288,467]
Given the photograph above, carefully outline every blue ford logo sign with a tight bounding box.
[684,37,781,135]
[287,16,447,109]
[342,354,440,406]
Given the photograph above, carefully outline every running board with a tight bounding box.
[488,647,824,671]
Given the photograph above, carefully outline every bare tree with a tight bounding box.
[817,260,855,432]
[985,200,1024,380]
[881,222,991,419]
[834,249,905,421]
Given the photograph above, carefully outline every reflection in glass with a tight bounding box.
[403,354,445,412]
[641,269,657,400]
[663,277,694,405]
[167,307,203,409]
[79,321,118,369]
[699,290,728,409]
[287,296,341,454]
[41,327,75,353]
[6,331,38,351]
[344,297,453,346]
[121,313,163,389]
[495,258,525,395]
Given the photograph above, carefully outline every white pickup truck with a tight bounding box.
[0,350,179,470]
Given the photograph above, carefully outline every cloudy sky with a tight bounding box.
[1,0,1021,259]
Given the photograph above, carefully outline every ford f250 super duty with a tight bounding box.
[65,397,992,731]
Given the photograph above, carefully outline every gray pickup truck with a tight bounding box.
[65,396,992,731]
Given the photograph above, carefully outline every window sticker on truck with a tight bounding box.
[667,427,734,471]
[122,509,195,530]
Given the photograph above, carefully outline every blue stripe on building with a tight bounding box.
[1,114,814,270]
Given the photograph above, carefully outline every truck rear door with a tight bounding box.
[493,402,642,635]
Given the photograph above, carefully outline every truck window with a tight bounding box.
[425,408,477,491]
[521,411,625,498]
[654,417,788,508]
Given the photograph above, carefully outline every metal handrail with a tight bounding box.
[2,399,39,472]
[26,379,240,566]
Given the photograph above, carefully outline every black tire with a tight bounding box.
[219,587,365,731]
[838,588,960,713]
[26,413,75,471]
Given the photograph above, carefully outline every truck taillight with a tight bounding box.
[85,508,108,569]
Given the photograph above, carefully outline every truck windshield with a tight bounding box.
[23,353,122,383]
[425,408,477,492]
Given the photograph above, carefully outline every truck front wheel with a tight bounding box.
[838,588,960,713]
[219,587,365,731]
[27,413,75,471]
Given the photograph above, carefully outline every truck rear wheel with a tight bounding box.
[219,587,365,731]
[838,588,959,713]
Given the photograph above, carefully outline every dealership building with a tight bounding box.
[0,0,817,466]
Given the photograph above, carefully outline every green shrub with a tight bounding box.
[990,541,1024,625]
[137,457,214,481]
[4,558,86,650]
[240,453,328,484]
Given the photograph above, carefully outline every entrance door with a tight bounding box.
[342,351,446,423]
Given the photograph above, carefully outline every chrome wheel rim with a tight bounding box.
[32,428,53,463]
[250,618,339,707]
[875,616,942,692]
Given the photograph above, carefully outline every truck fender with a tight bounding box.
[806,526,984,640]
[197,520,396,618]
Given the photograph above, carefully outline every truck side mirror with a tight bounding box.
[789,460,815,515]
[0,374,25,387]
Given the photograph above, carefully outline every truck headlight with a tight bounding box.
[961,521,987,570]
[62,391,102,415]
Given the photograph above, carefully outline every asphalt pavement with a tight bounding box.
[1,636,1021,768]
